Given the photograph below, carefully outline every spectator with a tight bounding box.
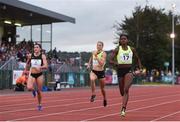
[14,71,28,91]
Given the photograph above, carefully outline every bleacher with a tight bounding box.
[0,40,90,90]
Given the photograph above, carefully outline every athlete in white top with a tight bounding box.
[87,41,107,107]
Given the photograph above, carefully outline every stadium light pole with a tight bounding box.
[170,3,176,85]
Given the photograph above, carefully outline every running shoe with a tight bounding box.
[90,95,96,102]
[120,107,126,117]
[37,105,42,111]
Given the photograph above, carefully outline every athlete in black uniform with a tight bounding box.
[25,43,48,111]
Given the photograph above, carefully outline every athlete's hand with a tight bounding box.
[87,64,90,69]
[134,69,142,76]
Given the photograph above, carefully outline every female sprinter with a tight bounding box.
[110,34,142,116]
[87,41,107,107]
[25,43,48,111]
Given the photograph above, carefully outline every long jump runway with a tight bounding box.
[0,85,180,121]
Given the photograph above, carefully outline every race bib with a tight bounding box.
[31,59,42,68]
[93,59,99,66]
[118,52,133,64]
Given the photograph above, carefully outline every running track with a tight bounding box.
[0,85,180,121]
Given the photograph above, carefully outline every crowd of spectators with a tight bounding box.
[0,39,34,63]
[0,39,61,72]
[1,39,179,85]
[140,68,180,84]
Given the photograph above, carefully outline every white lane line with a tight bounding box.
[0,94,179,114]
[151,110,180,121]
[82,99,180,121]
[0,98,104,114]
[0,92,90,102]
[0,97,89,108]
[10,93,180,121]
[1,91,179,108]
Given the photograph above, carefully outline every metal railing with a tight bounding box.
[0,57,17,89]
[0,57,17,70]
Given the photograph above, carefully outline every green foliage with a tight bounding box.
[47,5,180,72]
[114,5,180,70]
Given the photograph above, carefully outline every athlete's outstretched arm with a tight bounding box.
[132,48,142,70]
[109,48,118,66]
[40,54,48,70]
[25,54,31,71]
[87,52,93,69]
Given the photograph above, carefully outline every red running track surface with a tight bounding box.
[0,85,180,121]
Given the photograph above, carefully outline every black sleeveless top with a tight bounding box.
[30,53,43,67]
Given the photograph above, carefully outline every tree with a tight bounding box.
[114,5,180,70]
